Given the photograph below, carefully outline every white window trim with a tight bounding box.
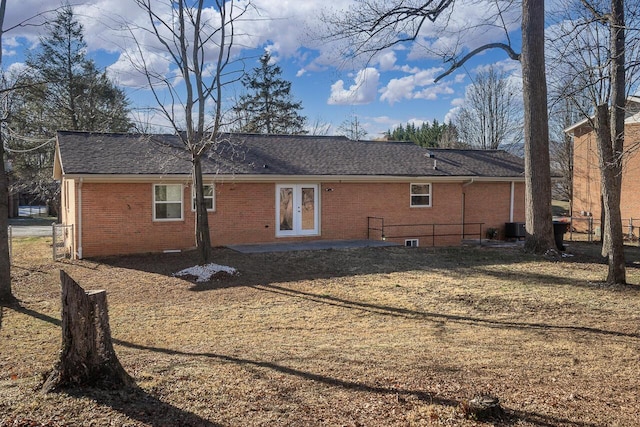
[405,239,419,247]
[153,183,184,221]
[410,183,432,208]
[191,183,216,212]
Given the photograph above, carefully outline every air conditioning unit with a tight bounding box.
[505,222,526,239]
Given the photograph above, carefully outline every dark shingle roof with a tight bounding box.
[56,131,525,178]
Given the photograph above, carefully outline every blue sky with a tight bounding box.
[3,0,524,138]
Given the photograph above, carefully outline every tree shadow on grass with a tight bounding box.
[468,264,640,292]
[89,242,640,296]
[64,386,222,427]
[6,304,219,427]
[563,241,640,270]
[114,340,599,427]
[8,301,61,326]
[95,245,541,291]
[15,304,601,427]
[1,297,28,331]
[250,283,640,339]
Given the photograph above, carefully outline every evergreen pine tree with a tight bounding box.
[233,52,307,134]
[7,4,132,213]
[21,5,132,133]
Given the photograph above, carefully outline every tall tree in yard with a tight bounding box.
[131,0,249,263]
[21,5,132,133]
[547,0,638,284]
[323,0,556,253]
[520,0,555,254]
[6,5,132,215]
[0,0,12,303]
[233,52,307,134]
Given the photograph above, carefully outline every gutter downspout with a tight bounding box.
[77,178,83,259]
[462,179,474,239]
[509,181,515,223]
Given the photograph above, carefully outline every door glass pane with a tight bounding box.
[301,187,315,230]
[279,187,293,231]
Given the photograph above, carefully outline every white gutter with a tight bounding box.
[62,173,525,184]
[510,181,515,222]
[77,178,83,259]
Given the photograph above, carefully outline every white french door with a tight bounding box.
[276,184,319,236]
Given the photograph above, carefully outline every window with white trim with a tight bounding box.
[410,183,431,207]
[154,184,183,220]
[192,184,215,211]
[405,239,419,247]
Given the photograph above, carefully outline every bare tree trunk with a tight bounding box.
[42,270,133,392]
[595,105,626,283]
[193,156,212,264]
[522,0,556,254]
[599,0,627,285]
[0,130,12,303]
[0,0,12,304]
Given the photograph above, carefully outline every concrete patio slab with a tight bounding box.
[227,239,398,254]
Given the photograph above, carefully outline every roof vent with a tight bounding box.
[433,159,438,170]
[426,151,434,158]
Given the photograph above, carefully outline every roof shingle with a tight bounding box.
[56,131,525,178]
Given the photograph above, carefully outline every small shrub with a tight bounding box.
[486,228,499,240]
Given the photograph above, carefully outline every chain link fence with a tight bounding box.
[52,224,74,261]
[565,217,640,245]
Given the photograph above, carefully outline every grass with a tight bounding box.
[2,237,640,426]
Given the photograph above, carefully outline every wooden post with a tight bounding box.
[42,270,133,392]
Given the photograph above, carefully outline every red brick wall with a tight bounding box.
[572,122,640,231]
[621,124,640,223]
[572,127,601,224]
[463,182,526,239]
[80,183,194,257]
[73,179,525,257]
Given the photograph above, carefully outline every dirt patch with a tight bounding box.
[2,238,640,426]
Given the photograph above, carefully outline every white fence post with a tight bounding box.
[52,223,57,261]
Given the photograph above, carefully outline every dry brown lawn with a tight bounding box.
[1,237,640,426]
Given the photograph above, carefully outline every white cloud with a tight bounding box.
[371,116,395,125]
[7,62,28,75]
[107,49,173,88]
[473,58,521,75]
[444,107,460,124]
[400,65,421,74]
[404,0,521,62]
[379,77,415,105]
[379,66,447,105]
[328,68,380,105]
[414,85,454,101]
[454,73,466,83]
[375,51,397,71]
[1,47,16,58]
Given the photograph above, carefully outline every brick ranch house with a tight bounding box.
[566,97,640,234]
[53,131,526,258]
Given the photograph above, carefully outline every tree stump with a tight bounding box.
[464,395,504,420]
[42,270,133,392]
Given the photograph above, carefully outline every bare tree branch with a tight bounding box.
[434,42,521,83]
